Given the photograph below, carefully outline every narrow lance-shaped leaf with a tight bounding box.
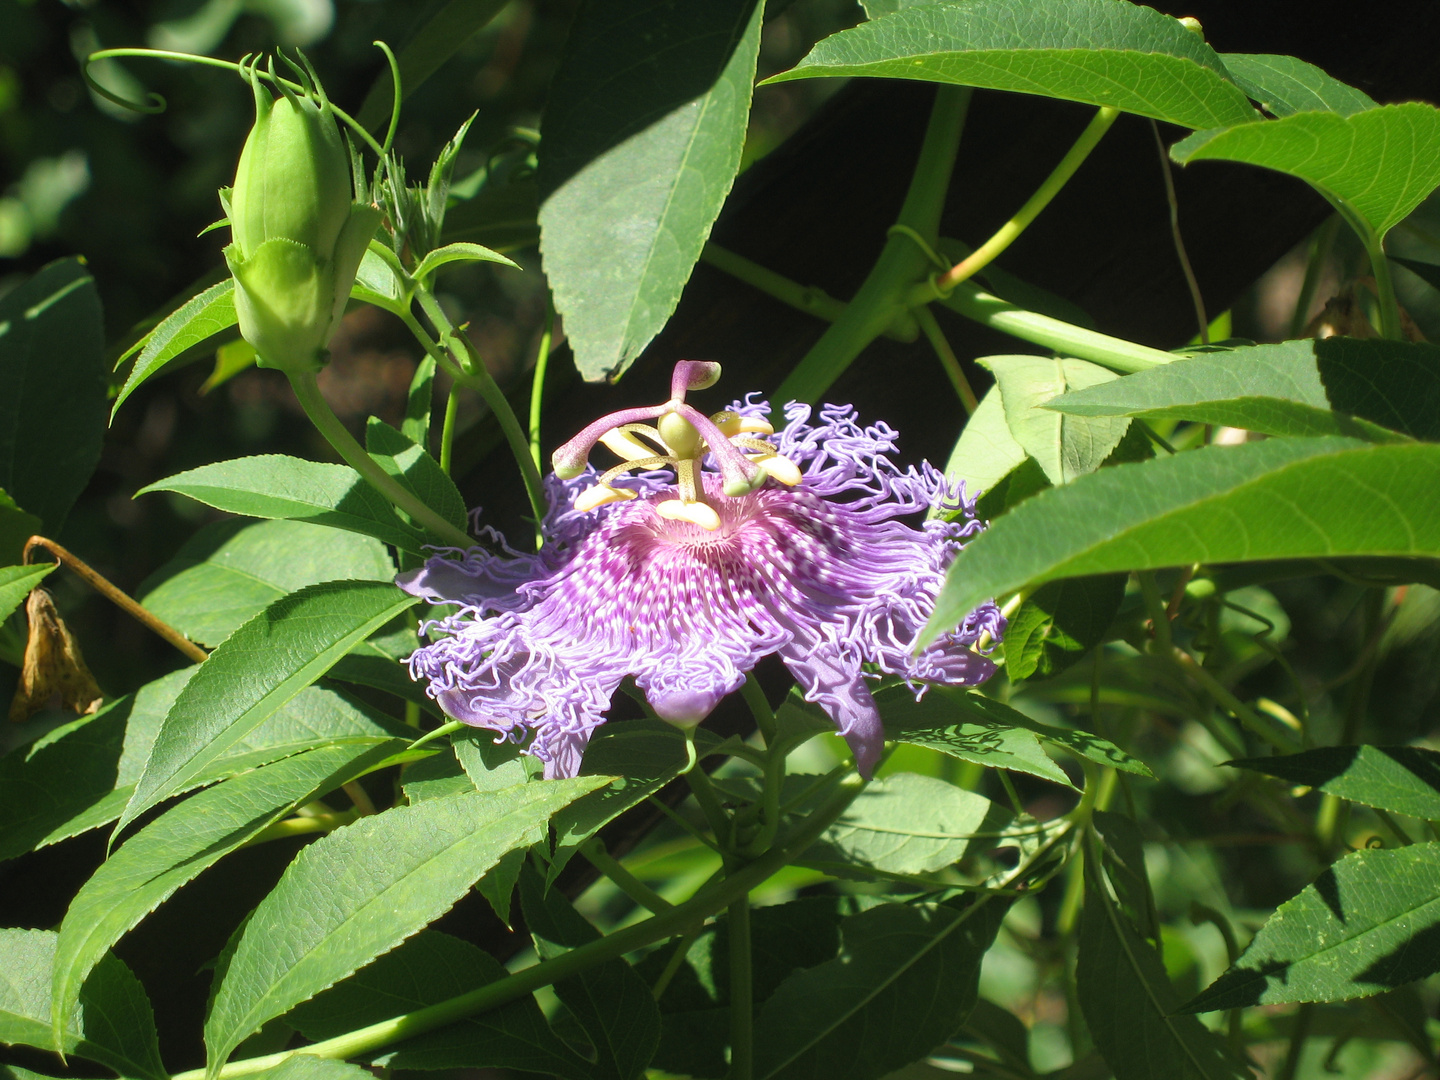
[764,0,1257,131]
[204,777,609,1075]
[539,0,764,380]
[0,564,55,626]
[924,438,1440,644]
[1230,745,1440,824]
[121,580,417,832]
[52,740,402,1047]
[1182,842,1440,1012]
[112,278,237,416]
[1219,54,1377,117]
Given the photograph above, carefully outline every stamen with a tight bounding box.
[656,498,721,531]
[750,452,802,486]
[573,484,637,512]
[598,455,671,487]
[552,404,666,478]
[600,426,667,462]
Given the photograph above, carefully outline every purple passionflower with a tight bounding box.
[399,361,1004,779]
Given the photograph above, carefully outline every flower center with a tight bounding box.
[549,361,802,531]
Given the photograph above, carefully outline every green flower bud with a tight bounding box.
[222,61,381,375]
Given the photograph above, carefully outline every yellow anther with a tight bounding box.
[751,452,802,486]
[574,484,637,513]
[710,410,774,437]
[656,498,721,531]
[737,416,774,435]
[600,428,663,462]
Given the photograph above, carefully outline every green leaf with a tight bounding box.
[1219,54,1377,118]
[765,0,1257,131]
[121,580,418,832]
[0,258,106,532]
[1091,809,1161,947]
[365,419,468,533]
[1229,745,1440,822]
[0,929,165,1079]
[753,895,1010,1080]
[1045,338,1440,443]
[0,563,52,626]
[1077,849,1247,1079]
[411,242,518,281]
[140,519,394,647]
[204,777,608,1074]
[984,355,1131,486]
[286,930,591,1077]
[943,383,1026,498]
[926,438,1440,644]
[0,489,42,567]
[1171,103,1440,238]
[51,740,401,1045]
[881,686,1151,778]
[804,772,1009,877]
[112,278,237,416]
[350,248,410,316]
[1182,842,1440,1011]
[1004,574,1127,681]
[403,355,436,449]
[519,864,661,1080]
[139,454,429,553]
[538,0,764,381]
[199,337,258,395]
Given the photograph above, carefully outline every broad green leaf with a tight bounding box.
[400,745,474,802]
[753,896,1009,1080]
[984,355,1131,485]
[403,355,436,449]
[121,580,417,832]
[1077,852,1247,1079]
[1182,842,1440,1011]
[140,519,394,647]
[0,564,53,626]
[112,278,237,415]
[881,686,1151,778]
[0,929,164,1079]
[519,864,661,1080]
[765,0,1257,131]
[411,242,518,281]
[1045,338,1440,442]
[1091,810,1161,946]
[286,930,591,1077]
[1004,574,1127,680]
[1220,54,1376,118]
[1171,103,1440,238]
[328,650,442,719]
[365,419,468,533]
[0,489,42,567]
[139,455,429,554]
[926,438,1440,644]
[943,383,1026,498]
[0,258,105,532]
[204,777,608,1074]
[1229,745,1440,822]
[804,772,1009,877]
[538,0,764,380]
[350,248,409,316]
[52,741,401,1046]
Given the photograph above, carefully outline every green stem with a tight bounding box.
[580,839,674,914]
[687,766,733,848]
[439,385,460,477]
[776,86,973,405]
[1150,120,1208,343]
[728,895,754,1080]
[415,288,547,524]
[179,775,867,1080]
[243,810,356,847]
[927,106,1119,297]
[289,372,474,549]
[740,673,777,746]
[1171,648,1298,753]
[1369,237,1403,341]
[1289,216,1339,338]
[938,280,1178,373]
[701,243,849,324]
[913,305,978,413]
[1276,1003,1313,1080]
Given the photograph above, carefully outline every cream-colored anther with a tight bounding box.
[656,498,721,531]
[737,416,774,435]
[573,484,636,513]
[751,452,802,486]
[710,410,774,438]
[600,428,663,462]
